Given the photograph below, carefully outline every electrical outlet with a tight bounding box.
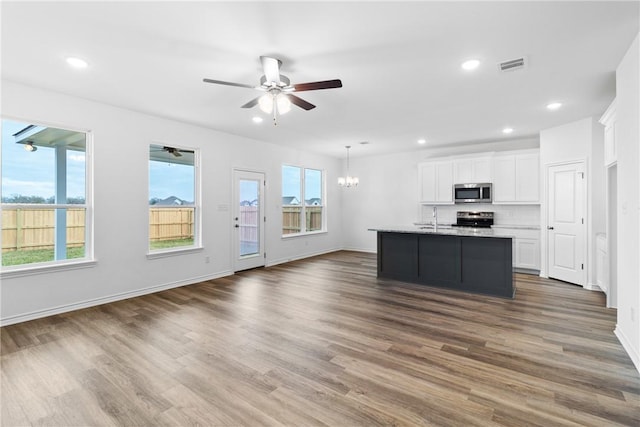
[205,256,210,264]
[631,307,636,322]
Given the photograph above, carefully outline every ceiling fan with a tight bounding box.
[203,56,342,124]
[150,146,192,158]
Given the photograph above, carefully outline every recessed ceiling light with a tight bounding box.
[417,139,427,145]
[66,57,88,69]
[502,127,514,134]
[252,116,263,123]
[546,102,562,110]
[461,59,480,71]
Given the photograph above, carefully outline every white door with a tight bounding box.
[547,162,586,285]
[233,170,265,272]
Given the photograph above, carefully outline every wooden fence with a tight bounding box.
[282,206,323,234]
[1,208,86,252]
[148,207,194,243]
[2,205,324,252]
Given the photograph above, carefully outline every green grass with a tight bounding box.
[149,238,194,250]
[2,247,85,267]
[2,238,195,266]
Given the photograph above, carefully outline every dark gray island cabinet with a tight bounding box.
[372,228,514,298]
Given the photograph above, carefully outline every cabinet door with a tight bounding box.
[492,156,516,202]
[454,158,492,183]
[515,154,539,202]
[515,238,540,270]
[419,162,436,202]
[454,159,473,184]
[435,161,453,202]
[473,158,492,182]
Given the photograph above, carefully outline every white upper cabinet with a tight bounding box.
[453,157,492,183]
[492,156,516,202]
[492,151,539,204]
[419,149,539,205]
[418,160,453,204]
[599,99,617,167]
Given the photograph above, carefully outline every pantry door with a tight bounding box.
[547,162,586,286]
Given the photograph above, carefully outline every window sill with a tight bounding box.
[281,230,328,239]
[0,259,98,279]
[146,246,203,260]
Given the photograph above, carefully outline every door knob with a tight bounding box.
[235,224,239,228]
[547,226,554,230]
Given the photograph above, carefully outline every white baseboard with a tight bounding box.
[584,282,604,292]
[614,325,640,375]
[340,246,376,254]
[0,271,233,327]
[266,247,342,267]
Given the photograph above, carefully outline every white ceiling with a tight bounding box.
[2,1,638,158]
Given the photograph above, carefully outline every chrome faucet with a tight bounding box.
[432,206,438,226]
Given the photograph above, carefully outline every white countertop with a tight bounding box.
[492,224,540,230]
[369,225,514,239]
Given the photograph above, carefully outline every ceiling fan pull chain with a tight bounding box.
[273,102,278,126]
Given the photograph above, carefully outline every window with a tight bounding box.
[282,165,325,236]
[148,144,198,252]
[1,119,91,269]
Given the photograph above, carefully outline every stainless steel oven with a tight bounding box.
[454,183,492,204]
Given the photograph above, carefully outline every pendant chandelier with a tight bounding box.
[338,145,359,187]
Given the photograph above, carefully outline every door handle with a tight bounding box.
[547,226,554,230]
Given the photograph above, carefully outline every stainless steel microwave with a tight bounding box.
[454,183,492,203]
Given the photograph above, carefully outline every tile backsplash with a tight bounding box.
[420,204,540,227]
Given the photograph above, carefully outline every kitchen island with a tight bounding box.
[369,226,514,298]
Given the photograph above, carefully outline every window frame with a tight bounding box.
[281,164,326,238]
[0,116,94,277]
[146,142,201,258]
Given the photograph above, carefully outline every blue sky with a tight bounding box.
[282,165,322,203]
[1,120,86,200]
[149,160,194,202]
[3,119,322,205]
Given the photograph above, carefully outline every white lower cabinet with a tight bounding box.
[496,228,540,271]
[514,238,540,271]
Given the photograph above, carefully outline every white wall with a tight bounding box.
[614,34,640,372]
[539,117,605,289]
[0,81,343,325]
[341,138,540,253]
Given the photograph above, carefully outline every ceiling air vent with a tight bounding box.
[499,57,527,72]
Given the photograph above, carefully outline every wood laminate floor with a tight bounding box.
[1,251,639,426]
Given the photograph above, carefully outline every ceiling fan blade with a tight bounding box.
[241,97,261,109]
[288,95,316,111]
[293,79,342,92]
[203,78,255,89]
[260,56,282,85]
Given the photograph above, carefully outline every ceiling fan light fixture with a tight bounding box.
[258,94,274,114]
[276,94,291,114]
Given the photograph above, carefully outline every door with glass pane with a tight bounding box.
[233,170,265,271]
